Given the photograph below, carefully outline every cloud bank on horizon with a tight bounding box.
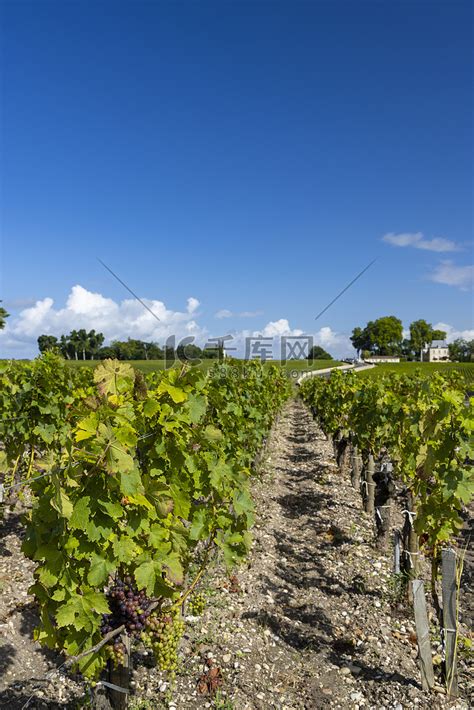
[0,285,353,359]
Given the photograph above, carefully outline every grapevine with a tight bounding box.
[300,369,474,581]
[0,355,291,681]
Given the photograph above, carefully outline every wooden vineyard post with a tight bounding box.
[441,548,458,697]
[360,455,367,509]
[402,493,418,602]
[393,530,401,574]
[351,446,361,489]
[107,634,131,709]
[412,580,435,691]
[364,453,375,514]
[344,441,352,478]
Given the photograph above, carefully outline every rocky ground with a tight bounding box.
[0,398,472,709]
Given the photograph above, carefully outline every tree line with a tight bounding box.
[37,330,222,361]
[351,316,473,362]
[38,331,335,361]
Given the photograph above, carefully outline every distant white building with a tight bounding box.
[364,355,400,364]
[422,340,450,362]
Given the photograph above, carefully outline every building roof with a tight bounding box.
[430,340,448,348]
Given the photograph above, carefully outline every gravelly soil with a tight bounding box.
[0,398,472,709]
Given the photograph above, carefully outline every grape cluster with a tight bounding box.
[100,576,153,641]
[105,639,127,667]
[188,591,206,616]
[141,613,185,672]
[100,575,185,674]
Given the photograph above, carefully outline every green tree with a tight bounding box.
[68,330,81,360]
[448,338,474,362]
[353,316,403,356]
[177,341,203,363]
[203,342,221,359]
[104,338,164,360]
[370,316,403,354]
[409,321,448,360]
[308,345,333,360]
[164,344,176,363]
[350,326,369,356]
[0,301,9,330]
[75,329,90,360]
[145,342,164,359]
[399,338,415,361]
[97,346,117,359]
[409,319,433,356]
[109,339,141,360]
[87,330,105,359]
[38,334,59,353]
[59,334,72,359]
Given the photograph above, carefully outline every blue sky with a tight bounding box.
[1,0,472,357]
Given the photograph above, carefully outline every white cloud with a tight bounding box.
[432,322,474,343]
[428,261,473,290]
[215,309,263,319]
[228,323,353,359]
[0,285,206,357]
[382,232,459,252]
[187,297,200,314]
[215,309,233,319]
[258,319,303,338]
[314,326,350,351]
[66,286,117,316]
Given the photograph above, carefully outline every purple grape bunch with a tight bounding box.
[100,575,153,640]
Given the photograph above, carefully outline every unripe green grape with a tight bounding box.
[188,592,206,616]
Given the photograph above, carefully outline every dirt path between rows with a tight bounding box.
[133,398,471,709]
[0,398,472,709]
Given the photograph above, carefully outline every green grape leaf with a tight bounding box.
[143,398,160,418]
[113,536,140,563]
[50,486,74,520]
[76,413,99,442]
[94,360,135,396]
[233,490,254,517]
[99,500,123,520]
[187,394,208,423]
[189,508,208,540]
[70,497,90,530]
[120,468,143,497]
[134,560,168,597]
[148,524,170,548]
[157,381,187,403]
[88,554,116,586]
